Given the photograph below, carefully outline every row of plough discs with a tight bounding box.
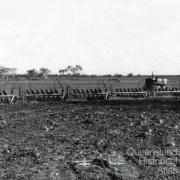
[1,87,180,104]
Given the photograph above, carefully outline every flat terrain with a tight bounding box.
[0,75,180,95]
[0,101,180,179]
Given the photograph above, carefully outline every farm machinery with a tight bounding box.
[22,81,109,103]
[109,75,180,99]
[0,81,17,104]
[1,75,180,104]
[21,75,180,103]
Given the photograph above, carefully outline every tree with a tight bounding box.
[67,65,73,73]
[0,66,17,80]
[59,68,67,76]
[9,68,17,79]
[70,67,77,75]
[39,67,51,79]
[74,65,83,74]
[26,69,38,79]
[66,65,83,75]
[0,66,8,80]
[114,74,123,77]
[127,73,133,77]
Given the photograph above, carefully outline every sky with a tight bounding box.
[0,0,180,75]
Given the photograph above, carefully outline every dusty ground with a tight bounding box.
[0,101,180,180]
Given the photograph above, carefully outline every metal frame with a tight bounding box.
[0,95,17,103]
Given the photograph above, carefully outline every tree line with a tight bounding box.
[26,65,83,79]
[0,65,83,80]
[0,65,137,80]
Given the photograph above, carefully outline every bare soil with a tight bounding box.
[0,101,180,180]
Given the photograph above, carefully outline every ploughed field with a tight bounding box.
[0,101,180,180]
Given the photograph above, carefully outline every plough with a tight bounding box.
[21,87,180,103]
[110,91,147,99]
[24,89,65,102]
[0,94,17,103]
[1,75,180,104]
[153,89,180,97]
[0,80,18,104]
[22,79,66,102]
[67,89,109,101]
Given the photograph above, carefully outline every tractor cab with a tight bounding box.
[144,76,167,91]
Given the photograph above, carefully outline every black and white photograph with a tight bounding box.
[0,0,180,179]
